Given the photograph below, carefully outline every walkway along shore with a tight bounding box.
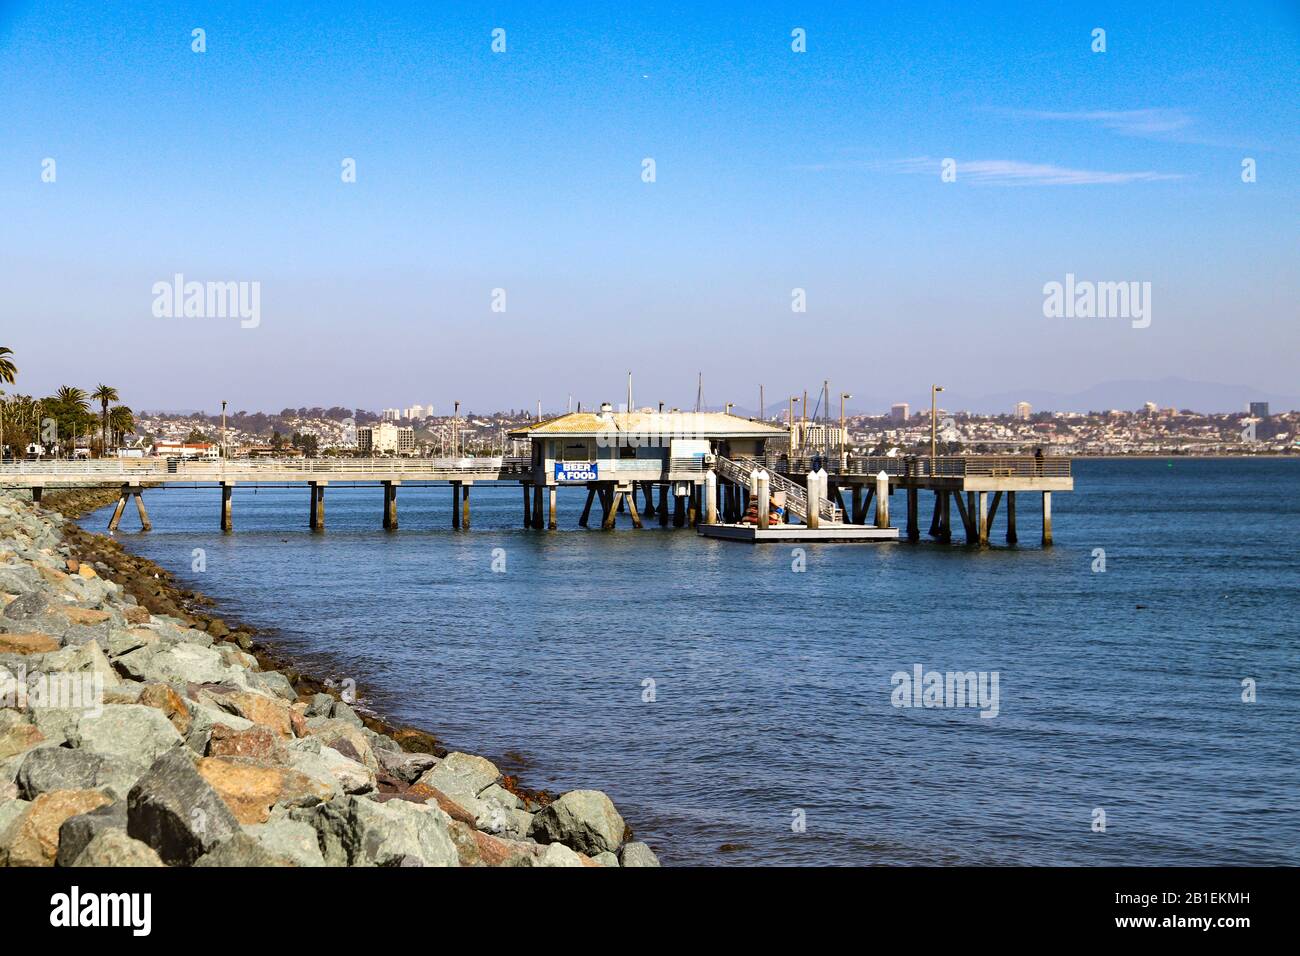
[0,488,659,867]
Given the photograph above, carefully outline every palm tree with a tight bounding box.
[109,405,134,448]
[0,347,15,385]
[91,384,118,455]
[54,386,89,457]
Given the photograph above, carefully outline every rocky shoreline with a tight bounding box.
[0,488,659,867]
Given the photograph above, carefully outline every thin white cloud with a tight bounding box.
[1012,108,1194,137]
[794,156,1185,185]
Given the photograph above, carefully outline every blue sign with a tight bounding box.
[555,461,599,482]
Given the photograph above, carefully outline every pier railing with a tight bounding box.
[762,454,1071,479]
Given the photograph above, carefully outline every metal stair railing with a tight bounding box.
[719,456,841,523]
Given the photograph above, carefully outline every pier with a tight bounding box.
[0,409,1072,547]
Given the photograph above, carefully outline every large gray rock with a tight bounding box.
[529,790,626,856]
[41,639,120,687]
[194,832,293,867]
[619,841,661,867]
[414,751,500,802]
[184,701,255,754]
[243,815,326,867]
[0,797,29,837]
[17,746,145,800]
[291,795,457,867]
[55,801,128,866]
[510,842,586,867]
[116,642,238,686]
[127,748,241,865]
[73,703,184,767]
[69,828,164,867]
[374,748,438,785]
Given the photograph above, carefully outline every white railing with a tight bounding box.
[717,456,842,523]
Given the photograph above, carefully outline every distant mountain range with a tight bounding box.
[724,378,1298,418]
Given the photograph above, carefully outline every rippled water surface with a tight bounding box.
[91,458,1300,865]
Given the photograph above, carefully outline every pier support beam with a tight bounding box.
[461,483,472,530]
[30,486,42,505]
[309,481,327,531]
[952,491,975,544]
[851,486,862,524]
[625,485,642,529]
[687,486,698,527]
[756,473,770,530]
[874,471,890,529]
[1006,492,1018,544]
[108,487,128,532]
[383,481,400,530]
[579,486,595,528]
[657,483,669,527]
[221,482,234,533]
[547,485,557,530]
[705,471,718,524]
[522,483,532,528]
[672,492,685,528]
[928,491,941,537]
[938,491,952,543]
[642,482,656,517]
[602,487,622,530]
[906,487,919,541]
[532,484,544,530]
[1041,492,1052,546]
[132,489,152,532]
[805,470,820,530]
[977,492,988,546]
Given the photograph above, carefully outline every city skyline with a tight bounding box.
[2,1,1297,410]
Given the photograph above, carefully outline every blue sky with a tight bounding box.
[1,0,1296,413]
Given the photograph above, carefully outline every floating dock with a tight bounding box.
[698,523,899,543]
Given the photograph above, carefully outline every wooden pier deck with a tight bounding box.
[0,452,1072,546]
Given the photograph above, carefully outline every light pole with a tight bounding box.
[453,401,460,458]
[789,396,801,453]
[220,400,227,459]
[930,384,944,473]
[840,392,852,471]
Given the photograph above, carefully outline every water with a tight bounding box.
[91,459,1300,865]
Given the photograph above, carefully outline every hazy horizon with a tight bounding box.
[2,1,1297,412]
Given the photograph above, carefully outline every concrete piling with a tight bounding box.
[309,481,326,531]
[756,471,770,530]
[220,482,234,533]
[1007,491,1018,543]
[705,470,718,524]
[1041,491,1052,546]
[874,471,889,529]
[383,480,400,530]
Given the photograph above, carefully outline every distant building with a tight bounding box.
[890,403,910,423]
[1014,402,1032,420]
[357,422,414,454]
[381,408,402,422]
[1143,401,1158,415]
[793,421,847,450]
[404,403,433,421]
[153,441,217,459]
[1249,401,1270,419]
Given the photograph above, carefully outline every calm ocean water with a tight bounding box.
[91,458,1300,866]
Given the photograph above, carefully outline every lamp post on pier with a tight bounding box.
[840,392,852,471]
[930,384,944,475]
[220,400,227,459]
